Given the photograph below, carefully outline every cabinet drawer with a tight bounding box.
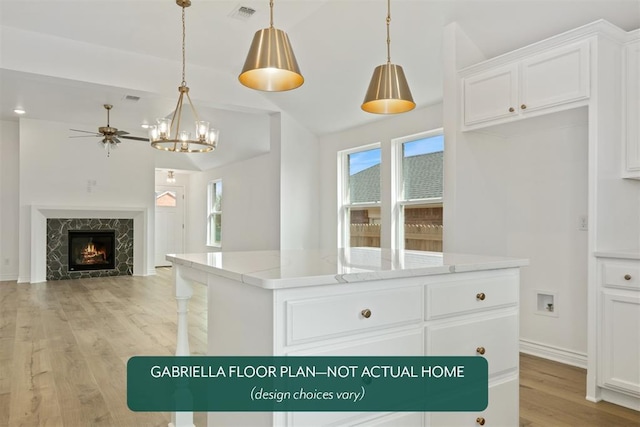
[285,331,423,427]
[426,275,518,319]
[428,378,518,427]
[602,261,640,290]
[286,286,422,346]
[427,313,518,377]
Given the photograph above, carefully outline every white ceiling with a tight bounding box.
[1,0,639,170]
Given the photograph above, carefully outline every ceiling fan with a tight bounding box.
[70,104,148,156]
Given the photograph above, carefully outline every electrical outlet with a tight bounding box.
[578,215,588,231]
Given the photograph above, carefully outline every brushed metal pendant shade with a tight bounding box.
[361,0,415,114]
[362,63,414,114]
[238,0,304,92]
[239,27,303,92]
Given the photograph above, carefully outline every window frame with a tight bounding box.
[337,142,382,249]
[206,179,222,247]
[392,128,444,252]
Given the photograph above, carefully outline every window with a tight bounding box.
[207,180,222,246]
[395,130,444,252]
[155,190,177,207]
[337,129,444,252]
[339,144,381,248]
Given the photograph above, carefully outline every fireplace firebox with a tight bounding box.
[68,230,116,271]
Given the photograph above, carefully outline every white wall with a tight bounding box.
[505,119,589,356]
[280,112,320,250]
[17,118,155,282]
[318,104,443,250]
[186,151,280,253]
[0,120,19,281]
[186,112,320,254]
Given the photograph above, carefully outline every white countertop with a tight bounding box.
[167,248,528,289]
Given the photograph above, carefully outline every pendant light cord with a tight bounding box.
[386,0,391,64]
[181,6,187,86]
[269,0,274,28]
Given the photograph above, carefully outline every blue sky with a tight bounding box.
[349,135,444,175]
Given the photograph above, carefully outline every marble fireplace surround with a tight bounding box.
[30,205,149,284]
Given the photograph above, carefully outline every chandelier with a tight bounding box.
[361,0,415,114]
[148,0,219,153]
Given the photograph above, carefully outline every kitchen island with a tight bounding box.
[167,248,528,427]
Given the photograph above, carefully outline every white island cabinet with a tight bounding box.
[166,249,528,427]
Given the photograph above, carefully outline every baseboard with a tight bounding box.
[17,275,30,284]
[0,273,18,282]
[601,388,640,411]
[520,338,588,369]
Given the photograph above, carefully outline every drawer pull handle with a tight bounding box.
[625,274,632,281]
[476,346,486,355]
[508,107,515,112]
[521,104,527,110]
[476,292,486,301]
[361,309,372,319]
[476,417,486,425]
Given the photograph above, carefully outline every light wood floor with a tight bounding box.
[1,269,638,427]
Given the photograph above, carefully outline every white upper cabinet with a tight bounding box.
[623,38,640,179]
[521,42,590,112]
[463,64,518,125]
[462,41,591,130]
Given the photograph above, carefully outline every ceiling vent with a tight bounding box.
[123,95,141,102]
[229,5,256,21]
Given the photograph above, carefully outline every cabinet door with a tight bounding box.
[520,41,590,113]
[600,291,640,396]
[624,39,640,178]
[463,64,518,126]
[428,378,518,427]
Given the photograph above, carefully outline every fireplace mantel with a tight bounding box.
[28,205,152,283]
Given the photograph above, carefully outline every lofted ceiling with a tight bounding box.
[1,0,639,171]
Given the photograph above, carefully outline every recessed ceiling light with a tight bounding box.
[140,123,151,129]
[13,108,26,114]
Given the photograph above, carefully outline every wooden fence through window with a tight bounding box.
[350,224,443,252]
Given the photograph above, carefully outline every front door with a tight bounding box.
[154,185,185,267]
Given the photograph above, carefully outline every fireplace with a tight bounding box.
[68,230,116,272]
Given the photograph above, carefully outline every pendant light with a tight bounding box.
[361,0,415,114]
[238,0,304,91]
[148,0,219,153]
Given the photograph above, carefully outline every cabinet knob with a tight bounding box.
[624,274,632,281]
[476,292,486,301]
[521,104,527,109]
[508,107,515,112]
[476,417,486,425]
[361,309,372,319]
[476,346,486,355]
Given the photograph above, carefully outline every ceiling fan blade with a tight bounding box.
[112,137,121,144]
[115,130,130,136]
[70,128,100,134]
[121,135,149,141]
[69,134,101,138]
